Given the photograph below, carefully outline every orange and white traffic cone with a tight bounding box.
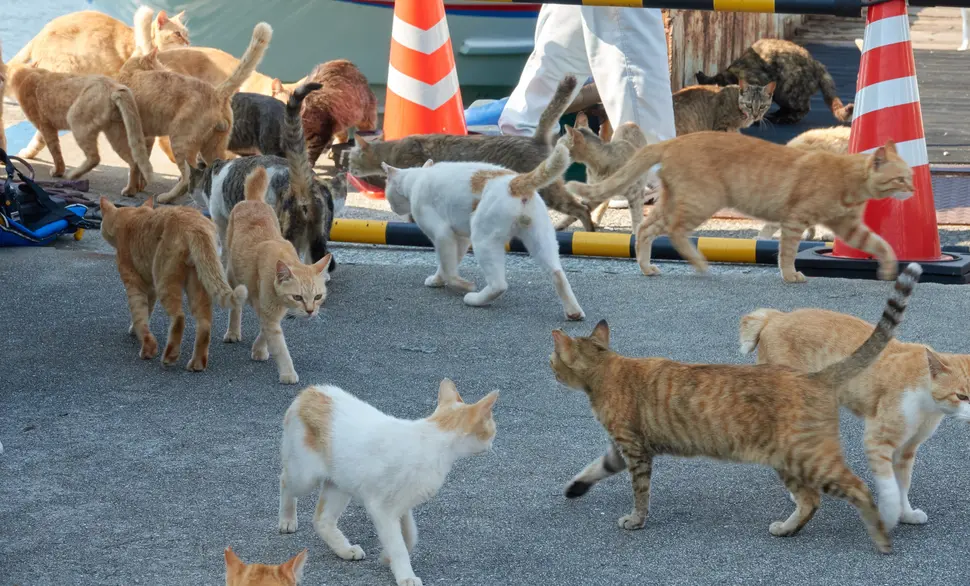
[383,0,467,140]
[832,0,941,261]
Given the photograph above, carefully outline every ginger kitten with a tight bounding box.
[225,547,306,586]
[8,65,153,195]
[100,197,247,371]
[551,263,923,554]
[740,306,970,531]
[224,167,331,385]
[567,132,913,283]
[117,22,272,203]
[278,379,499,586]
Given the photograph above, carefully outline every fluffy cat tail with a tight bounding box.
[132,6,155,56]
[810,263,922,387]
[509,142,571,199]
[815,61,853,122]
[216,23,273,101]
[110,87,154,186]
[185,228,248,310]
[282,82,323,199]
[533,76,578,147]
[565,141,666,204]
[245,166,269,202]
[738,308,784,355]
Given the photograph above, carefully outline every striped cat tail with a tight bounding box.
[815,61,853,122]
[281,82,322,199]
[508,142,571,199]
[533,76,578,147]
[215,23,272,101]
[810,263,922,387]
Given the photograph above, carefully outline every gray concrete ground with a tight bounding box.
[2,229,970,585]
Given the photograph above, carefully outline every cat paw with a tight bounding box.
[448,277,477,292]
[50,168,66,178]
[140,336,159,360]
[564,480,592,499]
[424,273,446,288]
[639,263,662,277]
[617,512,646,531]
[223,330,242,343]
[783,271,808,284]
[565,309,585,322]
[162,345,180,366]
[878,265,899,281]
[338,545,366,561]
[185,355,208,372]
[278,518,298,534]
[397,578,422,586]
[251,347,270,361]
[769,521,796,537]
[463,292,489,307]
[128,322,136,336]
[900,508,928,525]
[279,372,300,385]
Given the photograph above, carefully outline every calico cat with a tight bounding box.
[100,197,247,371]
[740,306,970,531]
[271,60,378,166]
[673,80,775,135]
[696,39,852,125]
[758,125,851,241]
[224,167,331,385]
[278,379,499,586]
[117,22,272,203]
[559,115,649,232]
[6,7,189,77]
[188,83,343,269]
[566,132,913,283]
[348,76,596,232]
[225,547,307,586]
[552,264,923,554]
[382,142,585,320]
[8,65,153,195]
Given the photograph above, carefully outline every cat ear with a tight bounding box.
[381,162,398,177]
[423,159,434,168]
[312,254,332,275]
[99,196,116,213]
[575,112,589,129]
[156,10,169,27]
[356,135,371,150]
[551,329,572,357]
[173,10,186,23]
[224,547,245,575]
[590,319,610,345]
[280,549,308,582]
[437,378,463,405]
[764,81,776,95]
[474,390,499,414]
[883,139,897,154]
[141,196,155,209]
[870,146,888,170]
[926,348,950,378]
[276,260,293,283]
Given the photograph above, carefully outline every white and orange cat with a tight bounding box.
[224,167,331,384]
[278,379,499,586]
[224,547,306,586]
[740,307,970,531]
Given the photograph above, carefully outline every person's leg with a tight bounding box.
[498,5,591,137]
[583,8,674,210]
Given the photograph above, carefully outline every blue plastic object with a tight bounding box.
[464,97,509,127]
[0,204,88,247]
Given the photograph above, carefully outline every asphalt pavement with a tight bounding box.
[1,232,969,586]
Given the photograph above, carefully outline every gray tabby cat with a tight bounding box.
[188,82,346,273]
[673,81,775,135]
[228,92,287,157]
[348,75,596,231]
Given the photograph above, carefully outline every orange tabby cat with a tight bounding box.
[550,263,923,554]
[739,305,970,532]
[100,197,247,371]
[566,132,913,283]
[116,22,272,202]
[225,547,306,586]
[224,167,331,385]
[8,65,153,194]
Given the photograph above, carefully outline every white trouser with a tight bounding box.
[499,5,675,143]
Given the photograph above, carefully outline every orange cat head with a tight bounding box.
[550,320,612,390]
[224,547,306,586]
[153,10,190,50]
[99,197,154,247]
[866,140,914,201]
[274,257,331,319]
[428,379,499,450]
[925,350,970,422]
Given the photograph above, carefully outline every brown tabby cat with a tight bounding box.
[566,132,913,283]
[695,38,853,125]
[559,115,649,232]
[673,80,775,135]
[224,167,331,385]
[225,547,306,586]
[100,197,247,371]
[117,22,272,202]
[739,306,970,532]
[8,65,153,194]
[550,263,923,554]
[272,59,379,167]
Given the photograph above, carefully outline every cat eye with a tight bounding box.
[314,294,323,301]
[957,394,968,401]
[292,295,303,302]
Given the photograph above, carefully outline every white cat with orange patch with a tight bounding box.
[278,379,499,586]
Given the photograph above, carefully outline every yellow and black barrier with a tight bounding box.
[330,218,837,265]
[475,0,894,17]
